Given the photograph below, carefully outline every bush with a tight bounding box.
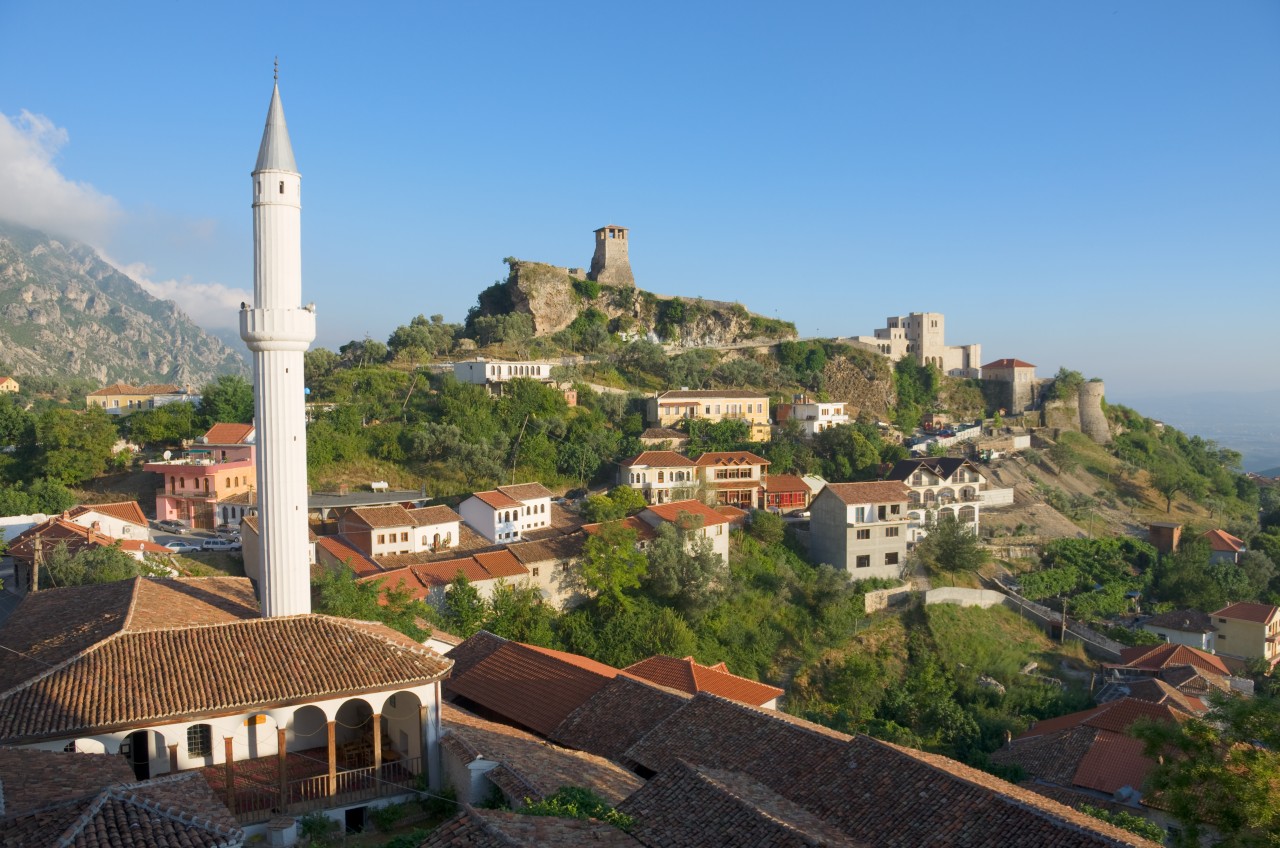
[522,786,634,832]
[371,801,406,832]
[298,811,335,840]
[572,278,601,300]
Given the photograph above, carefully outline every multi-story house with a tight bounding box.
[64,501,151,540]
[144,423,256,530]
[981,358,1038,412]
[1140,609,1218,652]
[808,481,911,581]
[0,376,18,393]
[1211,601,1280,666]
[453,358,562,396]
[646,390,772,442]
[695,451,769,510]
[458,482,555,542]
[1202,529,1246,564]
[774,395,850,436]
[85,382,199,416]
[618,451,699,504]
[334,504,465,558]
[885,457,988,542]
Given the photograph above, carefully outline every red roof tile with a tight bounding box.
[694,450,770,467]
[66,501,149,528]
[472,489,522,509]
[315,535,384,577]
[551,676,691,763]
[201,422,255,445]
[0,577,452,744]
[1114,643,1231,677]
[655,389,769,400]
[496,482,554,502]
[819,480,911,505]
[982,358,1036,369]
[624,655,783,707]
[765,473,810,493]
[407,504,463,525]
[420,807,638,847]
[1212,600,1280,624]
[619,450,696,468]
[1202,528,1246,553]
[641,499,731,526]
[345,504,418,529]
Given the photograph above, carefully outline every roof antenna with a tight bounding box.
[274,57,279,82]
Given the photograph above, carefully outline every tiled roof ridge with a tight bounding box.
[53,786,114,848]
[120,574,145,633]
[667,758,829,840]
[874,737,1158,846]
[657,692,854,747]
[112,773,242,842]
[0,616,132,704]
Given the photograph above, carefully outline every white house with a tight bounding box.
[618,451,700,504]
[776,396,851,436]
[638,499,733,564]
[885,457,990,542]
[1140,609,1217,652]
[458,483,554,543]
[64,501,152,541]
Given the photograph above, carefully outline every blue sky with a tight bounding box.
[0,1,1276,402]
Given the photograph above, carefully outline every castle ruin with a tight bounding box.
[588,224,635,288]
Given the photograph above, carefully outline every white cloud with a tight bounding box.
[109,257,251,332]
[0,110,120,244]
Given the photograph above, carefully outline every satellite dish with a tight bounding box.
[163,450,172,460]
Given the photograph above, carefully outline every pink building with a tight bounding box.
[144,424,257,529]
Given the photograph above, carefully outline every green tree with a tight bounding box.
[1133,691,1280,846]
[198,374,255,425]
[579,523,647,611]
[41,542,162,588]
[0,393,34,446]
[485,581,556,645]
[36,407,118,485]
[748,509,785,545]
[914,514,988,575]
[644,519,724,612]
[443,574,486,637]
[125,401,199,446]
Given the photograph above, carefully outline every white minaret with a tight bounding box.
[241,72,316,617]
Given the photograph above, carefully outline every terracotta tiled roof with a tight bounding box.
[442,704,643,805]
[1097,678,1207,715]
[641,499,731,526]
[1212,600,1279,624]
[496,482,555,502]
[1202,528,1246,553]
[819,480,911,505]
[655,389,768,400]
[982,358,1036,369]
[639,427,687,441]
[201,423,254,445]
[765,473,810,493]
[624,693,1156,847]
[359,551,529,602]
[444,639,624,737]
[444,631,508,679]
[0,745,136,815]
[345,504,417,529]
[581,516,659,542]
[619,450,696,468]
[6,518,165,563]
[0,768,242,848]
[1141,609,1217,634]
[0,577,452,744]
[135,383,182,395]
[507,532,586,566]
[421,806,639,847]
[315,535,384,577]
[471,489,522,509]
[694,450,770,467]
[619,760,866,847]
[551,676,690,764]
[66,501,149,528]
[1114,643,1231,677]
[221,490,257,506]
[1015,698,1187,740]
[715,505,749,526]
[407,505,463,526]
[624,655,783,707]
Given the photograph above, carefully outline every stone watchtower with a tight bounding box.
[588,225,635,287]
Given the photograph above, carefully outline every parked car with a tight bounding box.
[156,519,188,534]
[165,541,201,554]
[202,538,242,552]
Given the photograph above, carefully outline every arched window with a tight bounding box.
[658,471,665,483]
[225,477,231,488]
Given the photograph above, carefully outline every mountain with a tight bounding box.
[0,220,247,386]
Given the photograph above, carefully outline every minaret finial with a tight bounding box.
[273,57,278,82]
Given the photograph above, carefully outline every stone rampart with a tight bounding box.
[864,585,913,613]
[1078,381,1110,444]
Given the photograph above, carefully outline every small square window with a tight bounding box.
[855,555,871,568]
[856,529,871,540]
[187,724,212,757]
[532,567,540,577]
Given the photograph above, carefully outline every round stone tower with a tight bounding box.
[587,225,635,287]
[1078,380,1111,444]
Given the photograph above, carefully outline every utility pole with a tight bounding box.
[31,536,42,593]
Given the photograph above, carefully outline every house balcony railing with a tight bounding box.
[224,756,422,825]
[156,488,219,501]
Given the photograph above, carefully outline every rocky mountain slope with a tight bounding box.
[0,220,247,386]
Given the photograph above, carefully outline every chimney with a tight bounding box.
[338,483,349,496]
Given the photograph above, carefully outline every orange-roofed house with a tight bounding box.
[143,423,256,530]
[0,376,18,393]
[695,451,770,510]
[1211,601,1280,666]
[809,481,911,581]
[645,389,772,442]
[638,499,732,563]
[1202,529,1246,564]
[64,501,151,541]
[624,655,784,709]
[458,482,554,543]
[763,473,813,514]
[84,382,195,416]
[5,517,172,590]
[618,451,698,505]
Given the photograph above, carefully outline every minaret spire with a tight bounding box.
[241,76,315,617]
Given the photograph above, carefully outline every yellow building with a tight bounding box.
[646,389,772,442]
[0,376,18,393]
[85,382,187,415]
[1211,601,1280,666]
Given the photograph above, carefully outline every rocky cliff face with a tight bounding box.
[0,221,247,385]
[821,354,895,419]
[495,259,795,347]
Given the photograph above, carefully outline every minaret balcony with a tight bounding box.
[240,306,316,352]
